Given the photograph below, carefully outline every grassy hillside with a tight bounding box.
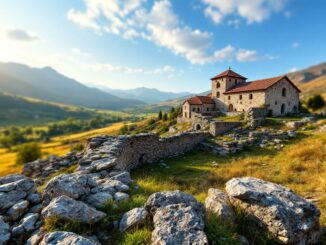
[0,92,134,127]
[298,75,326,99]
[0,62,145,110]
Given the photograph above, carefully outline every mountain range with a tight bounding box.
[0,62,144,110]
[103,87,191,104]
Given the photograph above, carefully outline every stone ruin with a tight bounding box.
[0,119,323,244]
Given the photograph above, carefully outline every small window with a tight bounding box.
[197,108,200,112]
[275,101,278,105]
[235,79,238,85]
[282,88,287,97]
[207,107,209,111]
[239,95,242,100]
[216,92,220,98]
[216,82,220,88]
[249,94,253,100]
[228,96,231,100]
[192,108,195,112]
[229,78,231,82]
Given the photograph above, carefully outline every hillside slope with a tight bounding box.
[0,62,144,110]
[0,92,98,126]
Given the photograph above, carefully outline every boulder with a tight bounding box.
[151,203,208,245]
[119,208,148,232]
[6,200,29,221]
[205,188,235,225]
[0,174,26,185]
[41,196,105,224]
[21,213,39,232]
[109,171,132,184]
[86,192,113,209]
[0,190,27,210]
[144,190,200,215]
[37,231,98,245]
[42,174,90,205]
[226,177,321,244]
[0,216,10,245]
[114,192,129,202]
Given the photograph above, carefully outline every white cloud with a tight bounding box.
[292,42,300,48]
[236,49,259,62]
[72,48,92,57]
[202,0,287,24]
[88,63,180,76]
[289,67,298,73]
[6,28,39,42]
[67,0,242,64]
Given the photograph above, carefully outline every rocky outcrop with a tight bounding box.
[145,191,208,245]
[226,177,321,244]
[23,151,80,180]
[205,188,235,225]
[41,196,105,224]
[0,174,42,244]
[27,231,98,245]
[119,208,148,232]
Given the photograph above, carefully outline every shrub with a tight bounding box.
[307,94,326,110]
[163,113,168,121]
[158,110,163,120]
[16,142,41,164]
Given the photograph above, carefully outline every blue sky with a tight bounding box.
[0,0,325,93]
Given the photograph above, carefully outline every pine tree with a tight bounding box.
[158,110,163,120]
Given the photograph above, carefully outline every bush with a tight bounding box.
[307,94,326,110]
[71,143,85,152]
[16,142,42,164]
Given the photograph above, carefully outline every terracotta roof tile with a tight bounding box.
[224,75,301,94]
[185,96,215,105]
[211,68,247,80]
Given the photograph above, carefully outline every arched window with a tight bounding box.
[249,94,253,100]
[197,108,200,112]
[282,88,287,97]
[216,82,220,88]
[216,92,220,98]
[192,108,195,112]
[239,95,242,100]
[228,96,231,100]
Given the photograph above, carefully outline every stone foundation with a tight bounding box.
[209,121,241,136]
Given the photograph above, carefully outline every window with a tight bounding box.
[192,108,195,112]
[216,92,220,98]
[207,107,209,111]
[197,108,200,112]
[229,78,231,81]
[235,79,238,85]
[239,95,242,100]
[282,88,287,97]
[275,101,278,105]
[228,96,231,100]
[249,94,253,100]
[216,82,220,88]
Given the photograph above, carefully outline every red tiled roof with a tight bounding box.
[224,75,301,94]
[185,96,215,105]
[210,68,247,80]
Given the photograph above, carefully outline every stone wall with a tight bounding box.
[79,132,210,172]
[209,121,241,136]
[244,107,268,128]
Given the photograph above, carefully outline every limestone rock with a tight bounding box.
[86,192,113,209]
[151,203,208,245]
[0,174,26,185]
[109,171,132,184]
[38,231,98,245]
[21,213,39,232]
[0,216,10,245]
[205,188,235,225]
[226,177,321,244]
[119,208,148,232]
[41,196,105,224]
[27,193,41,204]
[7,200,29,221]
[42,174,90,205]
[114,192,129,202]
[144,190,200,215]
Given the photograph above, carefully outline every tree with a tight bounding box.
[16,142,42,165]
[163,113,168,121]
[307,94,326,110]
[158,110,163,120]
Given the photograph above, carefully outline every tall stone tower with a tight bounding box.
[210,68,247,111]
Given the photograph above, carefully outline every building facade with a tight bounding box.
[182,68,300,119]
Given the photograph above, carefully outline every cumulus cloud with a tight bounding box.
[236,49,259,62]
[6,28,39,42]
[202,0,287,24]
[72,48,92,57]
[289,67,298,73]
[67,0,239,64]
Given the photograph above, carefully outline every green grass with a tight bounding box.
[130,129,326,244]
[120,228,152,245]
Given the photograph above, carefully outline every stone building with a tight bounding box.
[182,68,300,119]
